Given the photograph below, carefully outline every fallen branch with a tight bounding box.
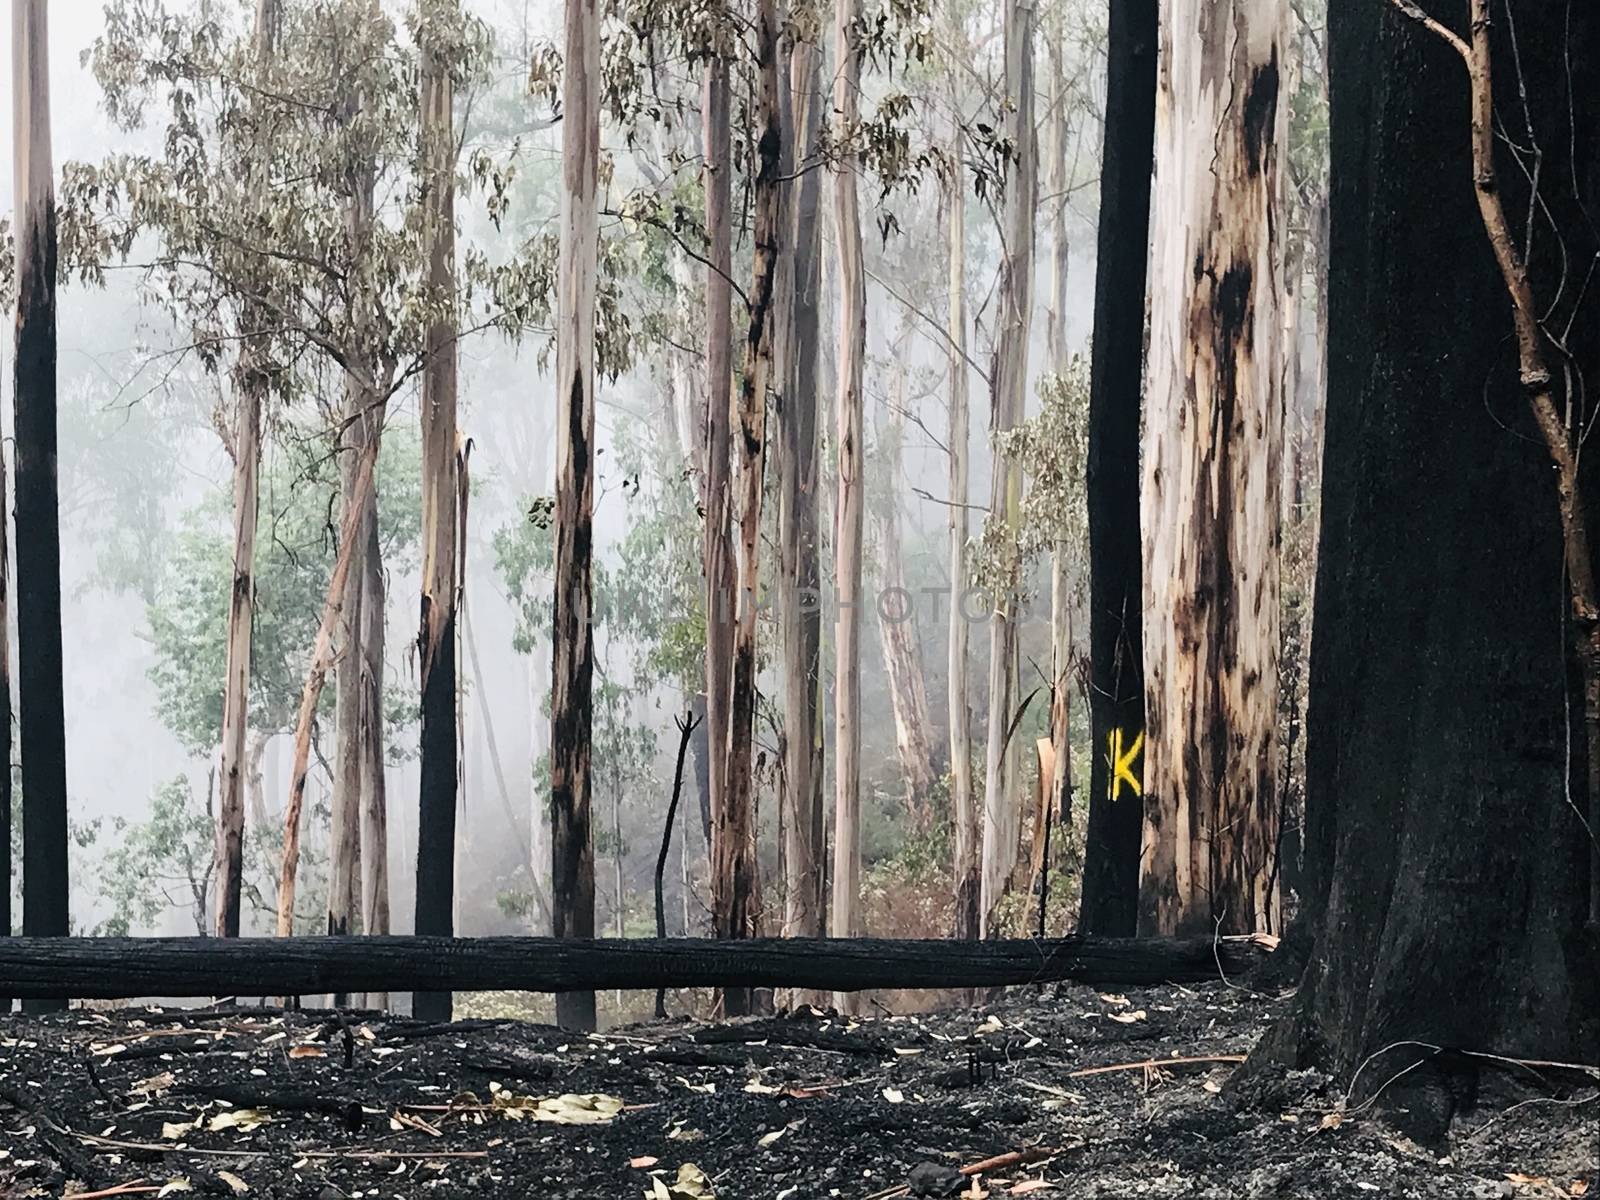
[1065,1053,1246,1078]
[866,1146,1058,1200]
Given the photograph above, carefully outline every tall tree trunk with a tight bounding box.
[213,0,280,944]
[551,0,600,1033]
[978,0,1035,938]
[1139,0,1285,939]
[947,120,979,941]
[1250,0,1600,1138]
[359,485,389,940]
[13,0,69,1002]
[414,25,460,1022]
[875,350,941,821]
[719,0,785,1017]
[1078,0,1157,937]
[701,46,736,936]
[778,33,826,941]
[831,0,868,969]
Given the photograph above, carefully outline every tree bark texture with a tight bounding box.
[1251,0,1600,1132]
[1139,0,1285,938]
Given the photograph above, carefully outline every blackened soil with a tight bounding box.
[0,982,1594,1198]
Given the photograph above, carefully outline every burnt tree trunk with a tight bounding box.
[415,24,461,1023]
[1079,0,1156,937]
[1249,0,1600,1139]
[12,0,69,1009]
[551,0,601,1032]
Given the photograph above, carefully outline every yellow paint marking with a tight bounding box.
[1108,728,1144,801]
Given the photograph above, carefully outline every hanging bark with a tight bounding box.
[1139,0,1285,939]
[12,0,69,995]
[551,0,600,1033]
[213,0,281,943]
[414,27,460,1022]
[277,445,380,937]
[978,0,1036,938]
[831,0,868,962]
[702,45,736,904]
[777,33,826,941]
[1247,0,1600,1136]
[716,0,786,1018]
[1078,0,1157,938]
[946,119,978,941]
[875,350,941,822]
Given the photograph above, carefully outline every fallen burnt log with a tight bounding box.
[0,934,1267,1000]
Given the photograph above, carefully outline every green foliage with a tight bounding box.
[93,776,216,936]
[146,426,422,754]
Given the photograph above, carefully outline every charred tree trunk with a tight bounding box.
[831,0,868,970]
[947,117,979,941]
[1078,0,1156,938]
[979,0,1036,938]
[414,29,461,1022]
[12,0,69,1003]
[777,34,826,941]
[551,0,601,1033]
[1249,0,1600,1138]
[1139,0,1285,938]
[717,0,785,1017]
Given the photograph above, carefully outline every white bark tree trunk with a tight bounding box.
[978,0,1036,938]
[832,0,868,973]
[1139,0,1286,937]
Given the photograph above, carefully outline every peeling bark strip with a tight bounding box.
[778,36,826,942]
[717,0,786,1017]
[13,0,70,995]
[551,0,601,1033]
[414,27,461,1022]
[832,0,868,976]
[1080,0,1157,938]
[979,0,1036,938]
[1140,0,1285,938]
[278,445,381,938]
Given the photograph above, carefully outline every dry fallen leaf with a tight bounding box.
[288,1044,326,1060]
[1010,1182,1052,1195]
[1570,1182,1589,1197]
[630,1156,660,1169]
[157,1180,194,1197]
[1107,1010,1147,1025]
[161,1119,198,1140]
[131,1071,177,1097]
[882,1087,906,1104]
[215,1170,250,1194]
[208,1108,269,1133]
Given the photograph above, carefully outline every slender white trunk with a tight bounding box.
[831,0,868,972]
[1140,0,1286,937]
[978,0,1036,937]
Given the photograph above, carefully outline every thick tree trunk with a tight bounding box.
[778,35,826,942]
[875,354,941,822]
[359,486,389,939]
[1139,0,1285,939]
[831,0,868,974]
[947,122,979,941]
[414,32,460,1022]
[716,0,785,1018]
[551,0,600,1033]
[13,0,69,1007]
[702,51,736,912]
[0,934,1268,1000]
[1250,0,1600,1137]
[978,0,1035,938]
[1078,0,1156,938]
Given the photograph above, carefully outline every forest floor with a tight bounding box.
[0,979,1594,1200]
